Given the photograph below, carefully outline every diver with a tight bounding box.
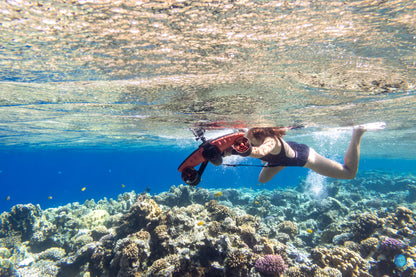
[226,124,383,183]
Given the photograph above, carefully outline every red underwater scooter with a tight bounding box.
[178,128,251,186]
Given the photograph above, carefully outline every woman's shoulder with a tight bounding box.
[264,136,278,143]
[264,136,281,154]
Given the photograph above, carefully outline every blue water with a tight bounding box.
[2,145,416,213]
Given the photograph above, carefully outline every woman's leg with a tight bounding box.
[304,127,366,179]
[258,166,286,183]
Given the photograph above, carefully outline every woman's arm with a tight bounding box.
[249,137,277,158]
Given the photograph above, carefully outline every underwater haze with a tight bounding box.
[0,0,416,276]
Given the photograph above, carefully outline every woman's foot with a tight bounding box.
[352,126,366,141]
[355,122,386,131]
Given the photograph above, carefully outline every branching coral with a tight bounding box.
[225,249,252,277]
[254,254,287,276]
[379,237,405,256]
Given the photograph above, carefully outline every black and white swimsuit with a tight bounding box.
[260,138,310,167]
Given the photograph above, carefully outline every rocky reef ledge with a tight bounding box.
[1,171,416,277]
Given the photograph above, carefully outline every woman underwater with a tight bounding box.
[228,125,379,183]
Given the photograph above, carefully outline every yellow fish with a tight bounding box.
[48,196,53,200]
[197,221,204,226]
[5,196,10,201]
[121,184,125,188]
[81,187,86,191]
[214,192,223,197]
[254,201,260,205]
[306,229,313,234]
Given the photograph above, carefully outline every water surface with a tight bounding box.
[0,0,415,210]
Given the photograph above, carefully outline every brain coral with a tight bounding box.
[276,221,298,239]
[147,258,175,277]
[254,254,287,276]
[351,212,383,241]
[81,209,109,229]
[360,237,379,257]
[394,206,413,223]
[310,247,371,277]
[205,200,232,221]
[314,266,343,277]
[37,247,66,261]
[117,196,162,237]
[1,204,41,240]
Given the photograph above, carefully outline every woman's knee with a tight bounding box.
[341,165,357,179]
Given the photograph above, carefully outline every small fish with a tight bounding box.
[197,221,204,226]
[306,229,313,234]
[81,187,86,191]
[264,216,275,222]
[5,196,10,201]
[48,196,53,200]
[257,183,261,186]
[214,192,223,197]
[254,201,260,204]
[394,254,407,268]
[145,187,151,193]
[121,184,125,188]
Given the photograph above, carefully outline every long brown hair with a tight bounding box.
[246,127,286,143]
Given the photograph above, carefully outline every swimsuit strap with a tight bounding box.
[276,137,286,157]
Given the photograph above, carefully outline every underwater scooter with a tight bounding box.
[177,128,251,186]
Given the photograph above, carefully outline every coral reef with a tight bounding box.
[379,237,405,256]
[0,171,415,276]
[254,254,287,276]
[310,246,371,277]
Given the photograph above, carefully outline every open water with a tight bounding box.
[0,0,415,212]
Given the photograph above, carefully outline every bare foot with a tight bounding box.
[355,122,386,131]
[352,126,366,140]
